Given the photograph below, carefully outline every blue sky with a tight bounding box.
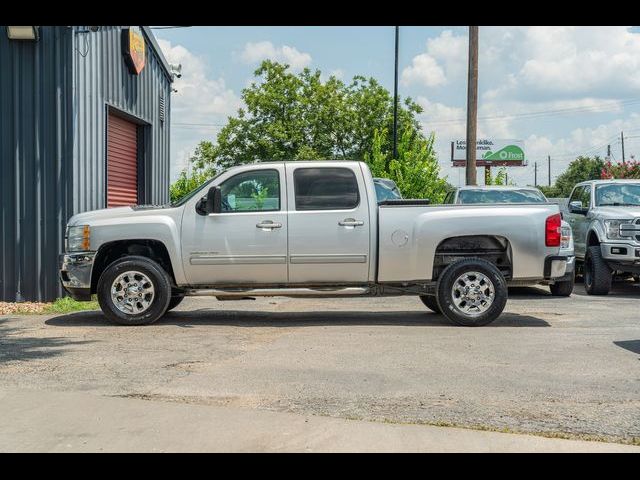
[154,26,640,186]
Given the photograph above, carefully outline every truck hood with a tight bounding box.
[594,206,640,219]
[67,205,170,226]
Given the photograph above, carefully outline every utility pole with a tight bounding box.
[465,26,479,186]
[534,162,538,186]
[548,155,551,186]
[391,26,399,164]
[621,131,626,163]
[607,144,611,161]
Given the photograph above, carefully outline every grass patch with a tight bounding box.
[0,296,99,315]
[43,296,100,314]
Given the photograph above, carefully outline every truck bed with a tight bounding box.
[377,202,562,282]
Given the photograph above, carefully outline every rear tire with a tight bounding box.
[436,258,508,327]
[97,255,172,326]
[549,272,575,297]
[584,246,612,295]
[419,295,441,314]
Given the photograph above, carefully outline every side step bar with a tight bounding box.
[185,287,370,298]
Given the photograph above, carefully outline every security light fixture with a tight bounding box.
[6,26,39,41]
[169,63,182,79]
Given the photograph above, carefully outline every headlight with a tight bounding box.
[66,225,91,252]
[604,219,633,240]
[561,225,572,249]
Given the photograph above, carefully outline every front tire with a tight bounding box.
[167,295,185,311]
[97,255,172,325]
[436,258,508,327]
[584,245,612,295]
[419,295,441,314]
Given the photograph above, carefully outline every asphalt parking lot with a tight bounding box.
[1,281,639,450]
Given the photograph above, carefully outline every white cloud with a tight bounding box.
[157,39,241,118]
[157,39,242,180]
[240,41,312,71]
[401,30,467,87]
[402,54,446,87]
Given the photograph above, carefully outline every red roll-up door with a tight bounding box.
[107,113,139,207]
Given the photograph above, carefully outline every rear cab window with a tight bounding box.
[293,167,360,210]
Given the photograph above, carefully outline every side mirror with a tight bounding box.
[207,186,222,214]
[196,186,222,215]
[569,200,587,215]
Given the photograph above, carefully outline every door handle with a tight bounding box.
[338,218,364,227]
[256,220,282,229]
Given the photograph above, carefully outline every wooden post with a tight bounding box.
[465,26,479,186]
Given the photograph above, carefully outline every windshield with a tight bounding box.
[457,189,547,204]
[595,183,640,206]
[170,172,221,207]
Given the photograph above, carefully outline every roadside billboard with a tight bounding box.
[451,139,526,167]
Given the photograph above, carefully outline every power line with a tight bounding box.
[422,98,640,127]
[149,26,193,30]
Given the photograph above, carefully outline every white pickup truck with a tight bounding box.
[59,161,569,327]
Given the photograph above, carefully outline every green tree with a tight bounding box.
[485,167,511,186]
[169,165,216,203]
[538,156,605,198]
[190,60,423,169]
[365,127,450,203]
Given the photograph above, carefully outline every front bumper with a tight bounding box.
[59,252,96,301]
[600,242,640,264]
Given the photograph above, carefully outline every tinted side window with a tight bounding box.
[569,186,584,206]
[570,186,590,208]
[294,167,360,210]
[581,185,592,208]
[443,191,454,204]
[220,169,280,212]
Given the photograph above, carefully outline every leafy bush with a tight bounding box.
[485,167,511,186]
[365,127,450,203]
[538,156,605,198]
[601,159,640,179]
[169,166,216,204]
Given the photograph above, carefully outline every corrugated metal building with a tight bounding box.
[1,26,173,302]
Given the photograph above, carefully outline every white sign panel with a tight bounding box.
[452,139,526,166]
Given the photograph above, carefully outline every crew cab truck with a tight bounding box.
[443,185,575,297]
[566,179,640,295]
[60,161,569,327]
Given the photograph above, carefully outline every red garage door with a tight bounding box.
[107,113,139,207]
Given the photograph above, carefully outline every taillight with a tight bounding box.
[545,213,562,247]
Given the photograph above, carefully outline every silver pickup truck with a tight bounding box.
[59,161,568,327]
[566,179,640,295]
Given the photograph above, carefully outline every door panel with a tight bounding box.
[566,186,590,258]
[286,165,370,283]
[181,167,288,285]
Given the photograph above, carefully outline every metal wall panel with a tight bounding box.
[1,26,171,301]
[0,27,74,301]
[72,26,171,213]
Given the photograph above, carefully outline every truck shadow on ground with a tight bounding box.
[0,319,95,364]
[570,280,640,298]
[509,282,640,299]
[45,310,550,328]
[613,340,640,357]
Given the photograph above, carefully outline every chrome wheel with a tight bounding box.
[450,271,495,317]
[111,271,155,315]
